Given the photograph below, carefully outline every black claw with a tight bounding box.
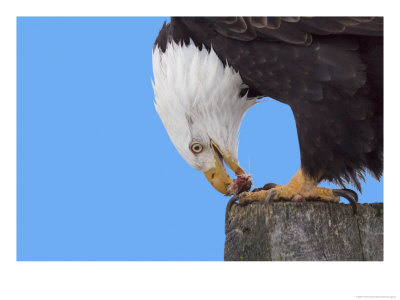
[226,183,278,222]
[252,183,277,192]
[225,195,239,223]
[262,183,277,190]
[333,189,358,215]
[264,190,277,204]
[341,188,359,203]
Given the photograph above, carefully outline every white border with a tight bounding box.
[1,1,398,299]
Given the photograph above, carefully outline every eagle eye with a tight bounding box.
[190,142,203,154]
[239,87,249,97]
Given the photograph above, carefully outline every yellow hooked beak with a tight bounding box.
[203,140,246,195]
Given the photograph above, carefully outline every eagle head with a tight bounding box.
[152,41,256,195]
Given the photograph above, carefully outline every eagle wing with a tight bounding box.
[201,17,382,42]
[178,17,382,101]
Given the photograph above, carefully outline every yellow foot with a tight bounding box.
[238,184,340,204]
[226,169,358,217]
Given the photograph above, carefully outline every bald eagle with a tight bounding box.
[152,17,383,212]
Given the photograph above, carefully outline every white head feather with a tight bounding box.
[152,40,256,172]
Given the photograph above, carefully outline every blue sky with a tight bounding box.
[17,17,383,261]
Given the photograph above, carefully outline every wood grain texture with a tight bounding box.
[224,201,383,261]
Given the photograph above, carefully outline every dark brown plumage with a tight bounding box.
[154,17,383,191]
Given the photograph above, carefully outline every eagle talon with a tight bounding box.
[225,195,240,222]
[225,195,239,219]
[226,188,277,221]
[264,190,277,203]
[333,188,358,214]
[252,183,277,192]
[341,188,359,203]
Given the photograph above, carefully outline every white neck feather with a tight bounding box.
[152,40,256,171]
